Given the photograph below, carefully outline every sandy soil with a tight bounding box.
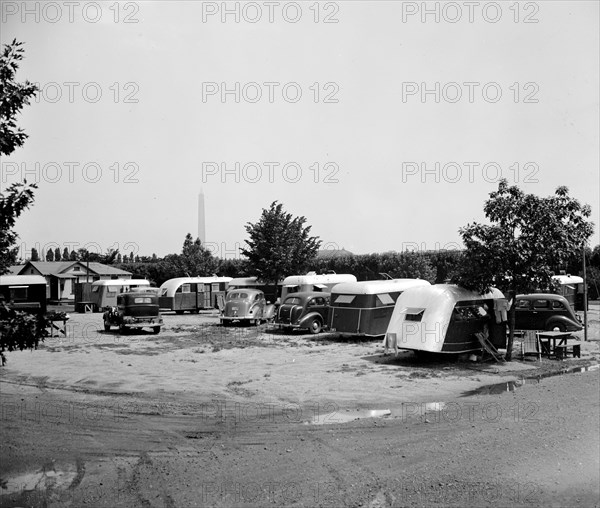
[1,304,599,507]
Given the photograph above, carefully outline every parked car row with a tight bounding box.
[0,274,584,343]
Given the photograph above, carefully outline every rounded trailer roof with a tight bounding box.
[281,273,357,286]
[228,276,259,286]
[384,284,505,353]
[283,291,331,300]
[552,275,584,284]
[91,279,150,287]
[0,275,48,286]
[159,277,233,297]
[331,278,431,295]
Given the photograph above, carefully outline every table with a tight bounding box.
[46,313,70,338]
[537,331,572,357]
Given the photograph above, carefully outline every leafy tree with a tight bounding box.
[62,247,69,260]
[54,247,61,261]
[69,250,77,261]
[0,40,44,369]
[241,201,321,287]
[455,180,593,360]
[179,233,218,276]
[117,253,122,263]
[129,252,134,262]
[218,258,249,278]
[0,41,38,273]
[1,40,38,155]
[0,306,46,365]
[30,246,39,261]
[45,249,54,261]
[0,183,37,273]
[103,248,119,265]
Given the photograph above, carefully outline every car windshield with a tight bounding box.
[284,297,302,305]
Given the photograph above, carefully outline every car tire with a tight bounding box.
[104,321,111,332]
[309,319,322,334]
[175,310,184,315]
[119,324,128,335]
[153,326,160,334]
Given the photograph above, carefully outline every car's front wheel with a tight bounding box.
[119,324,128,334]
[104,321,111,332]
[309,319,322,334]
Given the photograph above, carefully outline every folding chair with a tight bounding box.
[521,330,541,361]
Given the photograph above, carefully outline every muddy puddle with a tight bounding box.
[461,363,599,396]
[306,363,600,425]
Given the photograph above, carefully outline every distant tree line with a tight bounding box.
[24,237,599,294]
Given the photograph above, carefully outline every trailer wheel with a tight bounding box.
[309,319,322,334]
[119,324,128,335]
[153,326,160,334]
[104,321,111,332]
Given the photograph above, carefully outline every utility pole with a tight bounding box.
[583,245,588,342]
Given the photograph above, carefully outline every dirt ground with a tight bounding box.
[1,303,599,507]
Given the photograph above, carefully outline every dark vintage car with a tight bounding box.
[103,291,163,334]
[276,291,330,334]
[220,288,276,326]
[514,293,583,332]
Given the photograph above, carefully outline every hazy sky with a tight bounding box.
[2,0,599,261]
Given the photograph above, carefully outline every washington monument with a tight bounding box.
[198,190,206,245]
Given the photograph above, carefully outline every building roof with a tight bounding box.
[0,275,48,286]
[331,278,431,295]
[17,261,132,277]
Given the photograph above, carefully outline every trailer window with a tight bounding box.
[107,286,117,294]
[334,294,355,304]
[376,293,395,306]
[452,305,486,321]
[92,286,100,293]
[403,308,425,322]
[9,287,27,301]
[182,284,191,293]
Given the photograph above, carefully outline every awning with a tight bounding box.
[400,307,426,315]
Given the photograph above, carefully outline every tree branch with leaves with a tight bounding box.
[454,180,593,360]
[241,201,321,288]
